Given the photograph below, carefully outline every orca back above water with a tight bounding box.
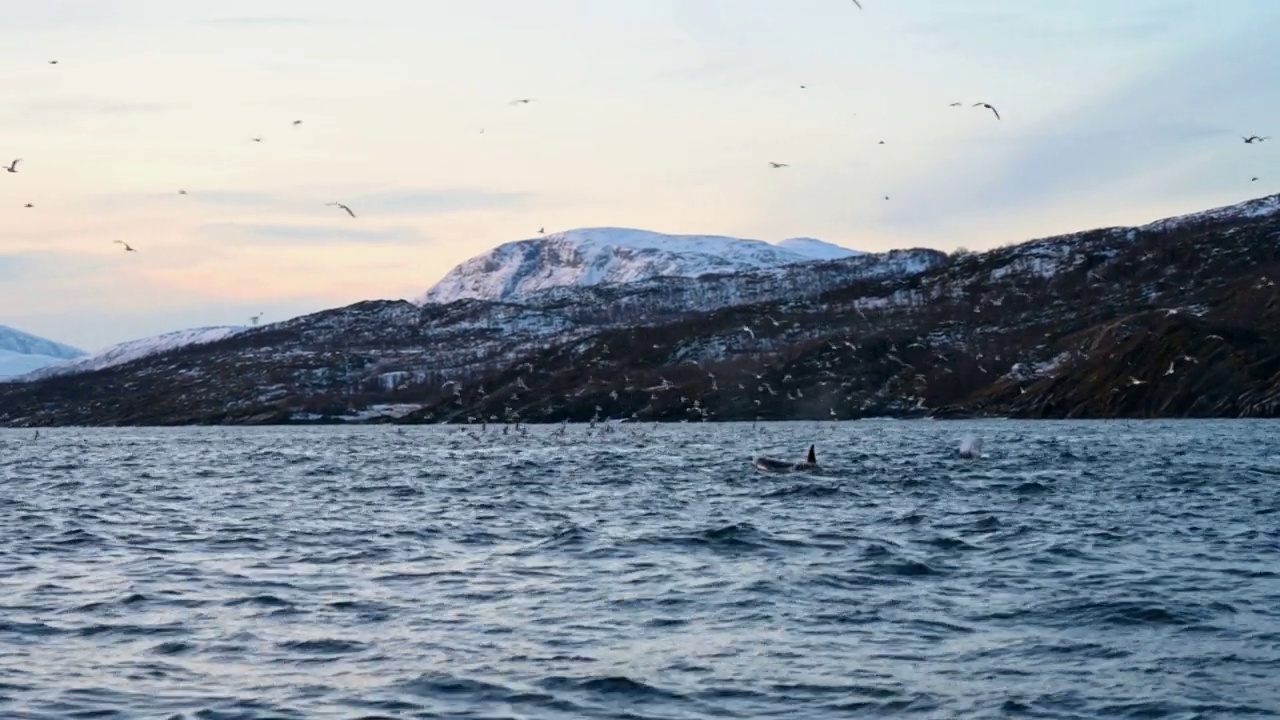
[753,444,819,473]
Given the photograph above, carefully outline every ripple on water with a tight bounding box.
[0,420,1276,718]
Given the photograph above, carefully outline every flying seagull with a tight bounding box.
[851,0,862,8]
[251,137,262,143]
[113,240,137,252]
[973,102,1000,120]
[24,203,33,208]
[769,162,789,168]
[292,120,303,126]
[48,60,58,65]
[1252,177,1260,182]
[949,102,962,107]
[1243,135,1269,144]
[5,159,19,173]
[326,202,356,218]
[509,98,535,106]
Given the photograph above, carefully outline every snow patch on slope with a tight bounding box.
[418,227,862,305]
[16,326,247,382]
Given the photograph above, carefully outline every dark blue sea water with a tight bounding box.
[1,421,1278,719]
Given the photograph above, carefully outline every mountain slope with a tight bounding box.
[2,193,1278,425]
[417,227,862,305]
[0,325,84,360]
[16,326,246,383]
[0,325,86,380]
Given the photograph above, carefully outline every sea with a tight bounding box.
[1,420,1277,719]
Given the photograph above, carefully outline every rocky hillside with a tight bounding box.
[2,195,1278,426]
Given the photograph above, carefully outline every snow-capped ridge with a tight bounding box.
[0,325,85,361]
[1138,193,1280,234]
[16,325,247,382]
[0,325,86,380]
[777,237,866,260]
[418,226,862,305]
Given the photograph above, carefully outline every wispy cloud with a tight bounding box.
[196,222,427,246]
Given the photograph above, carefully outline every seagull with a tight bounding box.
[326,202,356,217]
[292,120,303,126]
[509,98,535,106]
[251,137,262,143]
[973,102,1000,120]
[250,313,262,326]
[24,203,33,208]
[742,326,756,339]
[48,60,58,65]
[769,162,789,168]
[5,159,19,173]
[949,102,962,107]
[538,227,545,234]
[178,189,187,195]
[1252,177,1260,182]
[1243,135,1269,144]
[851,0,862,8]
[113,240,137,252]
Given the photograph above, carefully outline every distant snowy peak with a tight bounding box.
[418,227,862,305]
[0,325,86,380]
[16,325,247,382]
[0,325,85,360]
[776,237,865,261]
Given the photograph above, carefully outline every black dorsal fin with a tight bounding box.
[807,444,816,464]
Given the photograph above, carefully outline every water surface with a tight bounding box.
[1,421,1278,719]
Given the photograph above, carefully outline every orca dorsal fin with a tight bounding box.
[806,444,816,464]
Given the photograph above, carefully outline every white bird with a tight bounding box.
[742,326,755,338]
[326,202,356,218]
[113,240,137,252]
[5,159,19,173]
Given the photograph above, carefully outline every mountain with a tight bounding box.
[15,326,246,383]
[2,194,1278,426]
[777,237,866,260]
[417,227,862,305]
[0,325,85,380]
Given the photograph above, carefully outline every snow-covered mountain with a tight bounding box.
[16,325,246,382]
[418,227,862,305]
[0,325,86,380]
[777,237,865,260]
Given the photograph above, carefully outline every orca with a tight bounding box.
[753,444,819,473]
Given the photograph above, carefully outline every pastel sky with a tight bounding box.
[2,0,1277,351]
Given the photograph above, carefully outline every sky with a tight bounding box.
[1,0,1278,351]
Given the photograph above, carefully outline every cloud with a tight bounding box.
[345,188,534,216]
[196,222,427,246]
